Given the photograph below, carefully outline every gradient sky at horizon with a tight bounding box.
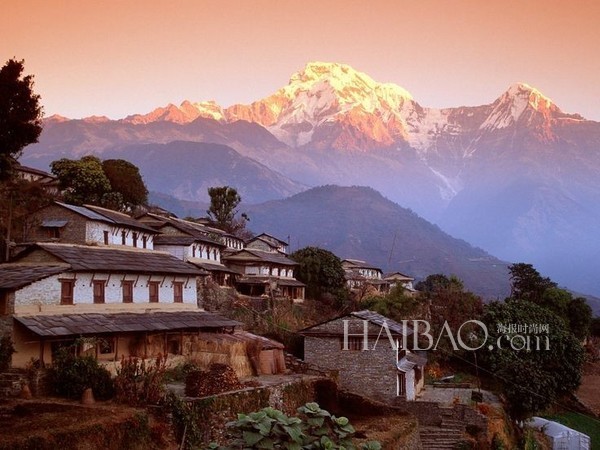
[3,0,600,120]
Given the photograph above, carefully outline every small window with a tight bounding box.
[60,280,74,305]
[121,230,126,245]
[340,337,365,351]
[149,281,160,303]
[142,235,147,249]
[93,281,105,304]
[103,230,109,245]
[98,338,114,354]
[173,282,183,303]
[122,280,133,303]
[132,232,138,248]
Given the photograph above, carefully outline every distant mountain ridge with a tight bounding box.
[247,185,511,300]
[21,61,600,298]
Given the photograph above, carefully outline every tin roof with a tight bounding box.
[14,310,241,337]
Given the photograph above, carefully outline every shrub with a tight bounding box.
[114,354,167,406]
[0,334,15,371]
[49,347,114,400]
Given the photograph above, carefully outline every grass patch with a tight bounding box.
[542,412,600,449]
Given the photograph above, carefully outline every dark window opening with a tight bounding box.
[0,292,8,315]
[122,280,133,303]
[132,232,138,247]
[93,281,105,304]
[149,281,160,303]
[142,235,147,249]
[173,282,183,303]
[121,230,126,245]
[98,338,114,354]
[103,230,109,245]
[340,336,365,351]
[60,280,74,305]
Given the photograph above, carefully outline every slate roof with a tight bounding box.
[351,310,413,337]
[14,311,242,337]
[223,249,297,266]
[300,309,413,337]
[188,260,240,275]
[0,264,68,290]
[252,233,288,246]
[22,243,203,276]
[84,205,158,234]
[156,218,225,246]
[154,234,224,247]
[342,259,382,271]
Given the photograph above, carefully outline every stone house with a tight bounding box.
[246,233,289,254]
[222,249,305,301]
[14,164,60,195]
[384,272,417,295]
[342,259,390,293]
[24,202,158,250]
[300,310,426,403]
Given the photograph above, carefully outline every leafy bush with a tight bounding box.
[210,402,380,450]
[114,354,167,405]
[49,347,114,400]
[0,334,15,371]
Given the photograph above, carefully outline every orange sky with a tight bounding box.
[3,0,599,120]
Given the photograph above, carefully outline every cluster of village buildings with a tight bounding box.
[0,165,424,401]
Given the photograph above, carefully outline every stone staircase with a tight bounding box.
[419,407,470,449]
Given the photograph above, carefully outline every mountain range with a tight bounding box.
[21,62,600,298]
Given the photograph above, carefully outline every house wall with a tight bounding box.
[154,244,188,260]
[303,318,402,403]
[12,272,198,314]
[25,206,87,244]
[86,222,155,250]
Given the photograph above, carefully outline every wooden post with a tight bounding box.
[114,335,119,362]
[39,339,44,365]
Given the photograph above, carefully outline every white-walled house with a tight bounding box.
[0,242,233,368]
[24,202,158,250]
[342,259,389,293]
[246,233,289,254]
[222,249,305,300]
[154,234,239,287]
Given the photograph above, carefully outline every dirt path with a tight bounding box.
[576,362,600,415]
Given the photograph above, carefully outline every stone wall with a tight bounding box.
[304,317,401,403]
[25,205,89,244]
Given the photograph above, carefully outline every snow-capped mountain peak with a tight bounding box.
[480,82,561,130]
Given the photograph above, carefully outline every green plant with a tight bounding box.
[164,391,203,449]
[211,402,380,449]
[114,354,167,406]
[0,334,15,371]
[49,346,114,400]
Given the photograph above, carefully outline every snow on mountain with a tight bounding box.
[123,100,224,124]
[480,82,560,131]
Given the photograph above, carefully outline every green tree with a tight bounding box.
[0,58,43,180]
[362,285,421,321]
[51,156,149,211]
[290,246,349,306]
[51,156,112,206]
[206,186,249,235]
[478,299,584,419]
[102,159,148,210]
[509,263,556,303]
[568,297,593,341]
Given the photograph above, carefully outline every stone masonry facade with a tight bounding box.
[304,317,402,403]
